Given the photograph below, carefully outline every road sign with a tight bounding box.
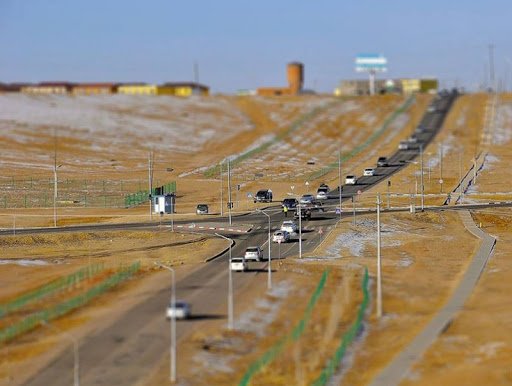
[291,185,295,190]
[335,208,342,215]
[439,179,444,184]
[247,193,252,198]
[278,239,282,244]
[237,184,241,191]
[318,228,323,235]
[355,54,388,73]
[305,181,310,186]
[357,190,362,195]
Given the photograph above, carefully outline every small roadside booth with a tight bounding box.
[153,193,176,214]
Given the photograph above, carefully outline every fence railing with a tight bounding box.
[238,269,330,386]
[0,261,140,343]
[0,263,105,319]
[311,267,370,386]
[124,181,176,207]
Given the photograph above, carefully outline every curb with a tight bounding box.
[204,239,236,263]
[174,224,253,233]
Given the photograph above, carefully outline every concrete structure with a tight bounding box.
[287,62,304,94]
[72,83,118,95]
[21,82,75,94]
[401,78,438,94]
[257,62,305,96]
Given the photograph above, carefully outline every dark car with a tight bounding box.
[294,207,312,220]
[377,157,389,167]
[282,198,298,209]
[254,189,273,203]
[196,204,209,215]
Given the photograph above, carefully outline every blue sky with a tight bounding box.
[0,0,511,93]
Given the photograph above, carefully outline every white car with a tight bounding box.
[281,220,298,234]
[300,194,315,204]
[230,257,248,272]
[345,175,357,185]
[398,141,409,150]
[363,168,375,177]
[244,246,263,262]
[166,301,191,319]
[272,230,290,243]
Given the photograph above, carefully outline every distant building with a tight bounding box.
[401,78,438,94]
[257,62,305,96]
[21,82,76,94]
[334,78,437,96]
[118,82,209,96]
[72,83,118,95]
[0,83,32,92]
[160,82,209,96]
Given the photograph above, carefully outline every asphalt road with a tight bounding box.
[22,91,463,386]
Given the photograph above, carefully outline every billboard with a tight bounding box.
[355,54,387,73]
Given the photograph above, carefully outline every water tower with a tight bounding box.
[287,62,304,94]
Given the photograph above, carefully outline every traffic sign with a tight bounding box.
[247,193,253,198]
[357,190,362,195]
[305,181,310,186]
[335,208,342,215]
[439,179,444,184]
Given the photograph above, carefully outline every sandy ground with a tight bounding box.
[1,93,510,386]
[0,94,418,227]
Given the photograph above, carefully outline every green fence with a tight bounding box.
[124,181,176,207]
[311,267,370,386]
[0,261,140,344]
[308,95,416,181]
[204,99,348,178]
[238,269,330,386]
[0,263,105,319]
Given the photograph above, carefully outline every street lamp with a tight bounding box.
[338,151,343,220]
[420,144,425,211]
[287,193,302,259]
[376,194,382,318]
[256,209,272,290]
[214,233,234,330]
[41,321,79,386]
[53,163,62,227]
[154,262,177,383]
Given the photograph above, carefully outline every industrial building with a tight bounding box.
[72,83,118,95]
[334,78,438,96]
[160,82,209,96]
[257,62,304,96]
[21,82,76,94]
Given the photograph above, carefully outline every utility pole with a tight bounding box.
[377,193,382,318]
[386,180,391,210]
[439,143,444,194]
[459,148,463,202]
[220,161,224,216]
[227,158,232,225]
[420,144,425,211]
[53,148,58,228]
[489,43,495,92]
[338,151,342,219]
[148,152,154,221]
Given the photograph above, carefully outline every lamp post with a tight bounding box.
[214,233,234,330]
[420,144,425,211]
[257,209,272,290]
[154,262,176,383]
[53,163,62,228]
[287,193,302,259]
[338,151,342,219]
[41,321,79,386]
[376,193,382,318]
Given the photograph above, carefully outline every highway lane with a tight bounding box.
[22,92,460,385]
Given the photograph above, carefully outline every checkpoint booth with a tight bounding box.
[153,193,176,214]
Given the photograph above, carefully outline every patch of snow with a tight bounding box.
[0,259,49,266]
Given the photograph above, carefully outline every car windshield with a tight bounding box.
[256,190,267,195]
[170,301,188,308]
[246,247,258,252]
[231,258,244,262]
[197,205,207,209]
